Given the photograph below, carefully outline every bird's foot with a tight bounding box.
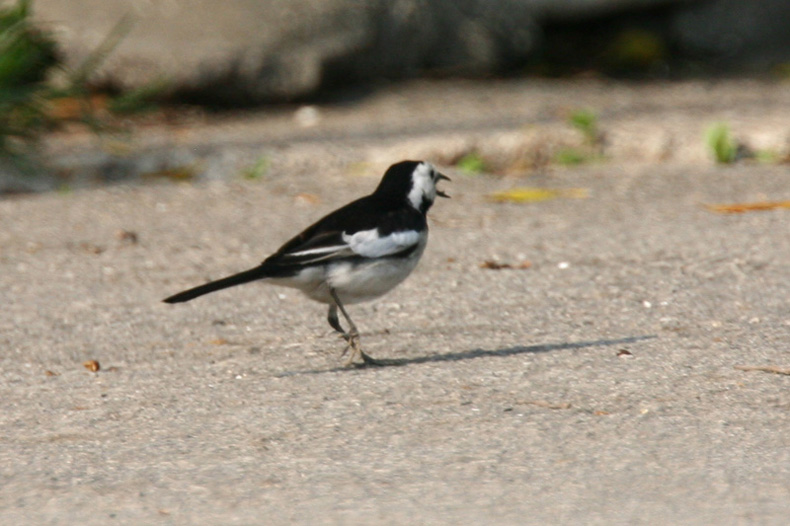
[338,331,380,367]
[336,330,385,367]
[342,332,361,367]
[339,336,352,357]
[338,332,355,359]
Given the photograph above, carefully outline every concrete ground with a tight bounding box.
[1,79,789,525]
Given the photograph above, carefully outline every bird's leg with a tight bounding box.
[327,304,346,337]
[328,289,360,364]
[329,289,381,366]
[327,304,353,357]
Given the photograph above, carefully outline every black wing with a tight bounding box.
[261,195,426,272]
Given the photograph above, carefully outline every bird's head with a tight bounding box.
[375,160,450,214]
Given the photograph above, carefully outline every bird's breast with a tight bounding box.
[324,233,428,304]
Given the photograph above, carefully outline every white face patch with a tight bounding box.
[407,162,437,211]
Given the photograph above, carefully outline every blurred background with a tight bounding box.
[2,0,790,192]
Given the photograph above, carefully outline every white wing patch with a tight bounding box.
[285,243,355,264]
[342,229,421,258]
[288,245,348,257]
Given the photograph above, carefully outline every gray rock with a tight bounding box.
[34,0,690,104]
[31,0,790,104]
[33,0,540,103]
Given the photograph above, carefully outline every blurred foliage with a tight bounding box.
[0,0,57,159]
[754,149,779,164]
[553,147,588,166]
[532,17,673,78]
[553,108,604,166]
[704,123,787,165]
[242,156,270,181]
[0,3,162,169]
[455,151,487,175]
[568,109,600,145]
[602,29,666,72]
[705,123,737,164]
[107,79,169,115]
[0,0,55,86]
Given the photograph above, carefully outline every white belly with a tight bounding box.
[270,234,427,305]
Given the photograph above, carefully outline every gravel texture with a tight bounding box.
[1,79,789,525]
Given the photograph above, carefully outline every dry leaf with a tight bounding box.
[142,165,198,181]
[488,187,589,203]
[45,370,60,377]
[79,242,105,254]
[115,230,139,244]
[480,260,509,270]
[48,94,109,120]
[294,193,321,205]
[735,365,790,375]
[83,360,100,372]
[704,201,790,214]
[480,260,532,270]
[524,400,571,410]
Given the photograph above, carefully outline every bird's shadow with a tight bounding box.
[276,335,657,377]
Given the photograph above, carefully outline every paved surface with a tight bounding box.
[1,80,789,524]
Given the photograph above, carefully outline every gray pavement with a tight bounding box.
[1,80,789,524]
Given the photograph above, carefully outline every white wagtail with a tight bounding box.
[163,160,450,366]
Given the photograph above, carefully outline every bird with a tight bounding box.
[163,160,450,366]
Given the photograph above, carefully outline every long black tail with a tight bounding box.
[163,266,270,303]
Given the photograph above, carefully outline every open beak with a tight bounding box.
[436,173,451,198]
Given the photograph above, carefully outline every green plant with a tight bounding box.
[706,123,737,164]
[242,156,270,180]
[568,109,599,145]
[0,2,141,166]
[54,13,134,130]
[0,1,56,85]
[107,78,169,115]
[0,0,57,158]
[551,109,605,166]
[455,151,487,175]
[754,149,779,164]
[554,147,588,166]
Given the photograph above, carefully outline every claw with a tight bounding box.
[339,342,351,358]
